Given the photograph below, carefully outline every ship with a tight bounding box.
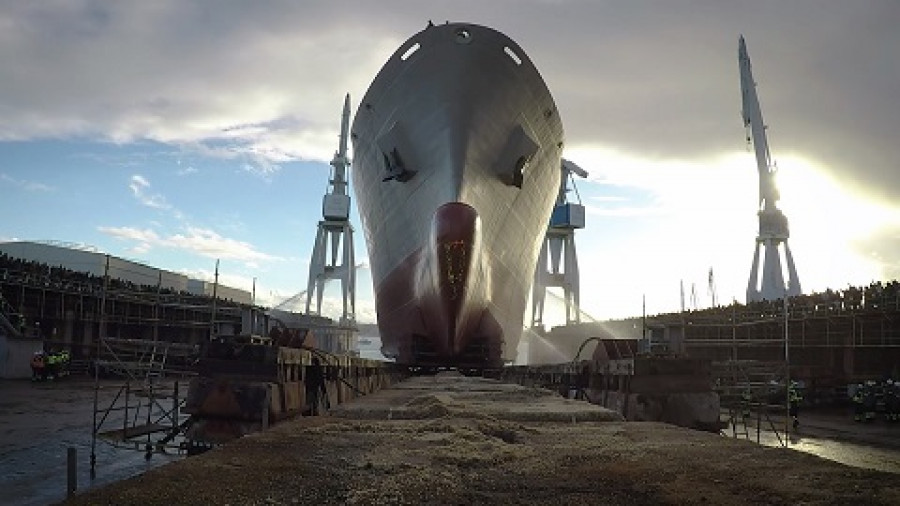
[351,22,564,368]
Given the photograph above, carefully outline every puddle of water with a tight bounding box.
[0,379,186,506]
[722,413,900,474]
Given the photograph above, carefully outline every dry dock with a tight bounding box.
[66,373,899,505]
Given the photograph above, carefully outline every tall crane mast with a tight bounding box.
[306,94,357,324]
[740,36,801,302]
[531,159,588,329]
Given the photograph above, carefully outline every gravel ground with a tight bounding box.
[63,375,900,505]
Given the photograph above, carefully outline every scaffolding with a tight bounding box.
[714,359,787,446]
[0,257,253,360]
[90,336,198,473]
[682,298,794,446]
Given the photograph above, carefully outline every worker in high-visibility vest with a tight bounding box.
[851,384,865,422]
[863,380,878,422]
[45,351,57,380]
[788,381,803,429]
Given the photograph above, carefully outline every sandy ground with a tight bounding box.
[63,373,900,506]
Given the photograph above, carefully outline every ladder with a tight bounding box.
[714,360,786,446]
[91,337,196,468]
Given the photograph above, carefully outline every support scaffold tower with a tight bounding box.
[531,159,588,329]
[306,94,356,325]
[739,36,801,303]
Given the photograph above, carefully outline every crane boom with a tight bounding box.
[557,158,588,206]
[329,93,351,198]
[739,36,801,302]
[739,36,778,211]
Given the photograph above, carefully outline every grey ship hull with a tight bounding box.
[351,23,563,367]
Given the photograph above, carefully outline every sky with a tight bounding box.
[1,1,899,326]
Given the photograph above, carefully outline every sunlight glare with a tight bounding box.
[557,145,900,320]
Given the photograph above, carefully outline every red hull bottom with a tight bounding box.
[374,203,506,368]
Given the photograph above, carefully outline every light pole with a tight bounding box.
[783,293,790,445]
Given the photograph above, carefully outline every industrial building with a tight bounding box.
[0,241,252,304]
[0,241,358,378]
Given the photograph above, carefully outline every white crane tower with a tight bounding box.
[531,159,588,329]
[306,94,357,324]
[739,36,801,302]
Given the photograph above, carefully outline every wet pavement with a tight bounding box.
[0,378,185,506]
[722,409,900,473]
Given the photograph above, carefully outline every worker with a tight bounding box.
[788,381,802,429]
[863,380,878,422]
[852,383,865,422]
[741,387,753,419]
[30,352,45,381]
[893,380,900,422]
[885,379,898,422]
[305,357,327,416]
[45,350,57,380]
[58,349,70,378]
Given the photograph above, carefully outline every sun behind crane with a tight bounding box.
[739,36,802,302]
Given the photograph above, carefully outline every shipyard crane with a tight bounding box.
[740,36,801,303]
[306,94,357,324]
[531,159,588,329]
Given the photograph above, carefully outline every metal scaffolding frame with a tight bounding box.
[89,257,201,476]
[714,359,788,446]
[90,336,198,473]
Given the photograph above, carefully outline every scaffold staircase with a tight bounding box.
[714,360,787,446]
[91,337,198,471]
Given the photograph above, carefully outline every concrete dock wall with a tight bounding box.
[183,347,406,446]
[500,356,720,431]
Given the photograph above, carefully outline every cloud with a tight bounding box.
[583,203,662,218]
[582,194,661,217]
[0,2,397,162]
[129,174,171,210]
[263,290,377,323]
[176,267,256,292]
[0,2,895,200]
[241,157,280,180]
[168,227,277,262]
[127,243,152,255]
[0,173,54,192]
[99,224,279,263]
[3,2,900,320]
[99,226,160,244]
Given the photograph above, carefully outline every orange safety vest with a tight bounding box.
[31,355,44,369]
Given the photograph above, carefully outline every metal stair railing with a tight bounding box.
[714,360,786,446]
